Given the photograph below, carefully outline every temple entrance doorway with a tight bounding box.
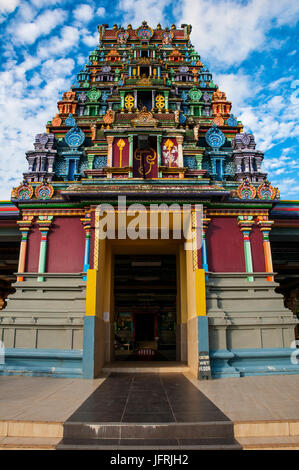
[114,254,177,361]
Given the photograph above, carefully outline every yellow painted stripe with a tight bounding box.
[264,242,274,282]
[85,269,97,316]
[195,269,206,316]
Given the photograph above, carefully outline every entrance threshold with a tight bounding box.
[102,362,189,374]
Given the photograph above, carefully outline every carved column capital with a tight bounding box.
[36,215,54,232]
[237,215,255,233]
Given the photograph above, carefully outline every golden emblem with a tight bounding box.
[124,94,134,112]
[117,139,126,167]
[134,148,157,176]
[155,94,165,112]
[164,139,174,167]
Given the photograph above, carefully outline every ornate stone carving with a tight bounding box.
[35,182,54,200]
[103,109,115,125]
[13,182,34,200]
[257,180,278,200]
[131,107,158,127]
[211,89,231,118]
[188,86,202,101]
[136,21,154,41]
[65,126,85,149]
[205,124,225,149]
[162,30,174,44]
[237,179,257,200]
[65,114,76,126]
[116,28,129,44]
[51,114,62,126]
[57,90,77,115]
[24,133,57,183]
[232,133,266,183]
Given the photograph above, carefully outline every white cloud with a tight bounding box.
[0,0,19,13]
[213,72,255,110]
[82,31,98,47]
[13,8,68,45]
[30,0,61,6]
[268,77,293,90]
[269,178,299,196]
[41,58,75,79]
[96,7,105,17]
[73,4,94,23]
[214,71,299,159]
[0,0,19,22]
[0,61,73,198]
[175,0,299,66]
[117,0,170,27]
[37,26,80,59]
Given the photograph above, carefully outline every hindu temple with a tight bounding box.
[0,21,298,379]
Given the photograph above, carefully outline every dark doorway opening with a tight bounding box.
[137,90,152,110]
[135,314,155,341]
[140,66,149,77]
[114,254,177,361]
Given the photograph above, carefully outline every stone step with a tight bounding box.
[0,420,63,439]
[0,437,60,450]
[237,436,299,450]
[102,363,189,374]
[57,437,242,450]
[234,420,299,438]
[62,421,234,441]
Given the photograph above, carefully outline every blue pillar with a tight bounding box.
[81,216,91,281]
[83,236,90,281]
[82,316,95,378]
[202,219,210,280]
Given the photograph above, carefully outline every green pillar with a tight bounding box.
[87,154,95,171]
[195,155,203,170]
[37,216,53,282]
[120,91,125,112]
[163,91,169,112]
[238,216,254,282]
[128,135,133,177]
[157,135,162,177]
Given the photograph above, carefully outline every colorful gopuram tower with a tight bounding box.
[1,21,298,379]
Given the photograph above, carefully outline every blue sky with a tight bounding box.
[0,0,298,200]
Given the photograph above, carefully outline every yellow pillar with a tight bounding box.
[195,268,206,316]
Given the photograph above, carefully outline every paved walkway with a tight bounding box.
[0,372,299,423]
[187,373,299,422]
[68,373,229,423]
[58,373,238,449]
[0,375,104,422]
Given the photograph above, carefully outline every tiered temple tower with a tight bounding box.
[1,22,298,379]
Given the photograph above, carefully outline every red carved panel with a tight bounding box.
[112,138,129,167]
[161,138,179,167]
[133,136,158,178]
[46,217,85,273]
[26,223,40,272]
[251,225,266,272]
[206,217,245,272]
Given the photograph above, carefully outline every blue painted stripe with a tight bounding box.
[0,348,83,378]
[197,316,209,352]
[83,316,95,379]
[3,348,82,359]
[210,348,299,378]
